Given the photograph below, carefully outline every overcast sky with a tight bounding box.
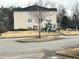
[0,0,78,8]
[0,0,79,16]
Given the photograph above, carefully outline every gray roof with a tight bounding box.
[14,5,57,11]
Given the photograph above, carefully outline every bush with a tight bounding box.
[0,27,8,33]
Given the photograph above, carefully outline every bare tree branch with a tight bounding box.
[29,0,54,38]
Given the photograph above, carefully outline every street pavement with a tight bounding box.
[0,36,79,59]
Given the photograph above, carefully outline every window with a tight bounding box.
[28,19,32,22]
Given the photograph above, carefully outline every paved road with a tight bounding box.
[0,36,79,59]
[0,36,79,51]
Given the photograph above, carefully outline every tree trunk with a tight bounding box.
[38,20,41,38]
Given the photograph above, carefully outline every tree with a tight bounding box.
[57,4,66,22]
[61,16,70,30]
[72,2,79,30]
[30,0,52,38]
[57,4,66,29]
[8,6,14,30]
[0,6,8,36]
[0,6,14,33]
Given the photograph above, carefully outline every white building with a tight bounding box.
[13,5,57,30]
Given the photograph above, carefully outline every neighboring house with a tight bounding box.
[13,5,57,31]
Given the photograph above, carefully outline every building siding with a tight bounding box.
[14,11,57,30]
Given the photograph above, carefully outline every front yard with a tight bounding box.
[61,30,79,36]
[1,31,59,38]
[1,30,79,38]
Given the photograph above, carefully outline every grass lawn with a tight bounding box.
[1,31,59,38]
[56,48,79,58]
[61,30,79,36]
[2,30,79,38]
